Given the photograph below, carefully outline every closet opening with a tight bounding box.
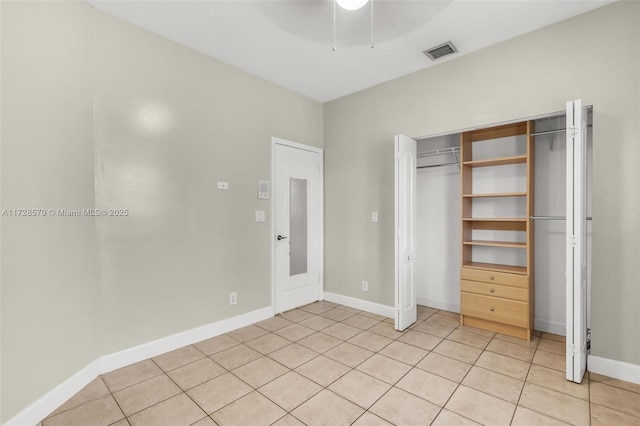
[411,108,593,339]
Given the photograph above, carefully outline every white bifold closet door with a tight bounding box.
[395,134,417,331]
[565,99,589,383]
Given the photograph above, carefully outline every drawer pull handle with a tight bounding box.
[490,288,495,293]
[489,307,495,312]
[489,275,495,280]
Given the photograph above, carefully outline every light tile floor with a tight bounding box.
[40,302,640,426]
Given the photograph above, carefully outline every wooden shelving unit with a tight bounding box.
[460,121,534,340]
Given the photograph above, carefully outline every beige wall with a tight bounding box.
[0,2,323,421]
[1,2,99,422]
[2,0,639,422]
[324,0,639,366]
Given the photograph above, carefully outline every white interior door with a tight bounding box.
[565,99,588,383]
[273,138,323,314]
[395,134,417,331]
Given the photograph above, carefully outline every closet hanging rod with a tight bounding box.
[531,128,566,137]
[417,147,460,158]
[530,216,593,221]
[417,162,459,169]
[531,124,593,137]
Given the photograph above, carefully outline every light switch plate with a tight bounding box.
[371,211,379,222]
[217,181,229,190]
[255,210,266,223]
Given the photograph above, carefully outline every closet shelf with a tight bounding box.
[462,218,527,231]
[462,155,527,168]
[463,192,527,198]
[462,217,527,222]
[463,240,526,248]
[462,262,527,275]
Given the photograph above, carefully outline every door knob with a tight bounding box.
[277,235,288,241]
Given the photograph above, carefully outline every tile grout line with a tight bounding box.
[146,357,210,425]
[288,305,430,425]
[508,332,540,425]
[427,314,487,426]
[42,303,615,426]
[213,307,378,425]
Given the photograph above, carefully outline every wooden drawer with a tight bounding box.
[461,292,528,328]
[461,280,528,302]
[460,268,528,288]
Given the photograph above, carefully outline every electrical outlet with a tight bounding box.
[229,292,237,305]
[362,281,369,292]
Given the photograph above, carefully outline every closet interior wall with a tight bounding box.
[533,114,593,335]
[415,134,461,312]
[414,113,592,335]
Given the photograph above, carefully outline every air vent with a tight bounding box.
[423,41,458,61]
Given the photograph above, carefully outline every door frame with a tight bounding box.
[271,137,324,315]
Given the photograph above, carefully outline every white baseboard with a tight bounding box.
[417,297,460,314]
[99,306,272,374]
[588,355,640,385]
[323,292,394,318]
[534,318,565,336]
[4,360,101,426]
[4,306,273,426]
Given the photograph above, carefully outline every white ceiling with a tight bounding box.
[88,0,613,103]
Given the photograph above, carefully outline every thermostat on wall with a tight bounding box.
[258,180,270,199]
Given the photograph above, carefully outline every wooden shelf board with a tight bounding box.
[463,240,526,248]
[462,155,527,168]
[463,192,527,198]
[463,218,527,231]
[468,122,528,142]
[462,262,527,275]
[462,218,527,222]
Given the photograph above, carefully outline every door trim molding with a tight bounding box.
[271,137,324,315]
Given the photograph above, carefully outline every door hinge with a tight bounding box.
[396,228,401,237]
[568,125,578,138]
[570,344,576,356]
[569,235,577,247]
[587,328,591,351]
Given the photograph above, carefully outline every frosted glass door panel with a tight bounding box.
[290,178,308,276]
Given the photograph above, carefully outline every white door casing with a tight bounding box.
[565,99,588,383]
[272,138,323,314]
[395,134,417,331]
